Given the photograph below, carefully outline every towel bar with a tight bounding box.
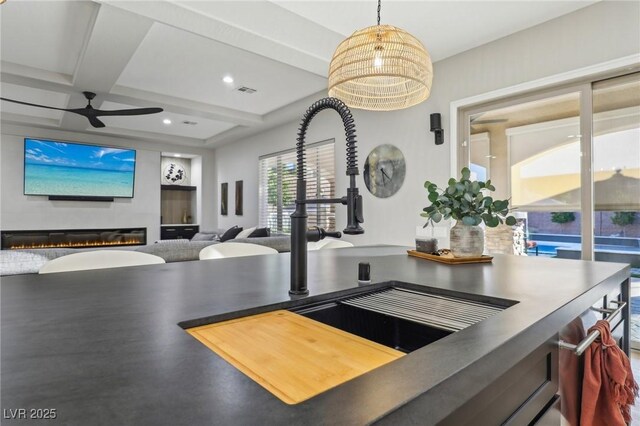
[558,300,626,356]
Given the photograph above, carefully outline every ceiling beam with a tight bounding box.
[72,4,153,93]
[60,3,155,130]
[108,86,262,126]
[96,0,335,77]
[205,89,327,148]
[1,61,74,90]
[89,126,207,148]
[0,112,62,128]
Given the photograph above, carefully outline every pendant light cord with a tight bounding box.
[377,0,381,25]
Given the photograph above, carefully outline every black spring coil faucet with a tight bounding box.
[290,98,364,295]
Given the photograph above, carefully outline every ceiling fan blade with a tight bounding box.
[87,116,106,128]
[94,107,164,117]
[2,94,162,127]
[0,97,71,112]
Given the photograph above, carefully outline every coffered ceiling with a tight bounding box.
[0,0,598,149]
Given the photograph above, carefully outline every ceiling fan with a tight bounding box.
[0,91,163,128]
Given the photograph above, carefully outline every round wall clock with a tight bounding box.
[363,144,406,198]
[163,162,186,185]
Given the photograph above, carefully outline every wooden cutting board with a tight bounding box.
[407,249,493,264]
[187,310,404,404]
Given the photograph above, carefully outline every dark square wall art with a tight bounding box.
[221,182,228,216]
[235,180,243,216]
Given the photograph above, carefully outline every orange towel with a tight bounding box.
[581,320,639,426]
[560,317,587,425]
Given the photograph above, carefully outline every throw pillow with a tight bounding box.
[235,226,256,239]
[191,232,218,242]
[248,227,270,238]
[220,226,243,242]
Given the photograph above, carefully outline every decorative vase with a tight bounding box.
[450,221,484,257]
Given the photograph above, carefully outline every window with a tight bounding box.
[259,140,335,234]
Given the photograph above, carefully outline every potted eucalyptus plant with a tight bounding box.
[422,167,516,257]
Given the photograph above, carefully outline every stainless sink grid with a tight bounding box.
[340,287,504,332]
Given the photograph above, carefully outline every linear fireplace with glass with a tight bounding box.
[0,228,147,250]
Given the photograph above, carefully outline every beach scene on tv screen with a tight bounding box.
[24,139,136,197]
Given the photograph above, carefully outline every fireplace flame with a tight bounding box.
[9,239,143,250]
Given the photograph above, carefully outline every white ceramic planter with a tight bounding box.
[450,221,484,257]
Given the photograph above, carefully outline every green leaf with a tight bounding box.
[424,180,432,189]
[420,212,429,217]
[433,212,442,223]
[428,184,438,193]
[446,185,456,195]
[494,200,508,211]
[471,182,480,194]
[428,192,439,203]
[448,178,456,186]
[461,167,471,180]
[487,184,496,191]
[505,216,517,226]
[487,216,500,227]
[464,193,473,203]
[462,216,476,226]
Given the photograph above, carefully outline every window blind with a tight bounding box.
[259,140,335,234]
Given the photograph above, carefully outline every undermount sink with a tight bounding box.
[293,299,452,353]
[291,285,511,353]
[184,283,516,404]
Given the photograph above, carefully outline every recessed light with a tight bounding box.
[223,76,234,84]
[175,154,181,158]
[163,118,172,125]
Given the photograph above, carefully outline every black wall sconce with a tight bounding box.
[430,113,444,145]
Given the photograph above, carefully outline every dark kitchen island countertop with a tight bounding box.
[0,246,630,425]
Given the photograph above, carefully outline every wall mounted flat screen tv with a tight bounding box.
[24,138,136,198]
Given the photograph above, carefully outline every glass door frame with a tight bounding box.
[458,83,594,260]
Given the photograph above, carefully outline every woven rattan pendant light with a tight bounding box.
[328,0,433,111]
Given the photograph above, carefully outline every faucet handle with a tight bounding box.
[306,227,342,242]
[323,231,342,239]
[355,195,364,223]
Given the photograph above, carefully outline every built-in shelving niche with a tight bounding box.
[160,154,200,225]
[161,185,197,225]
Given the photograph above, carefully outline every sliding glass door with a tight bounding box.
[462,88,588,259]
[592,73,640,348]
[460,71,640,346]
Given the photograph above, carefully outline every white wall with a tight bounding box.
[214,1,640,246]
[0,124,217,242]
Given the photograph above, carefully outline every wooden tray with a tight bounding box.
[407,250,493,264]
[187,310,404,404]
